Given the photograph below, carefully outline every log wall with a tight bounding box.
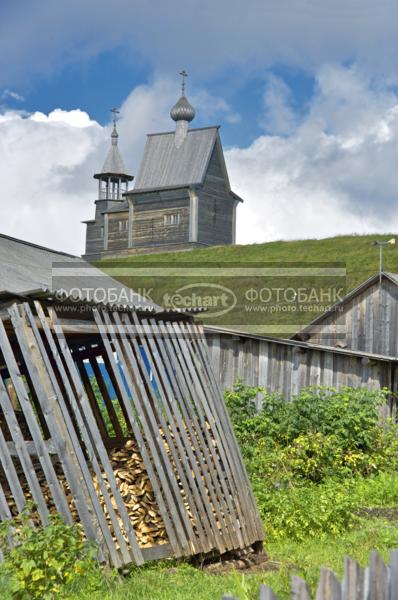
[204,327,397,400]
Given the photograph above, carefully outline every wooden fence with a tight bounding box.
[222,550,398,599]
[0,301,263,567]
[204,327,397,402]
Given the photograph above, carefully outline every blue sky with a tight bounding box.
[0,1,398,254]
[4,46,316,148]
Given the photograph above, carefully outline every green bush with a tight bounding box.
[225,383,398,540]
[350,472,398,508]
[254,479,356,541]
[0,510,102,599]
[225,383,397,481]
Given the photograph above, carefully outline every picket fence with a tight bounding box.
[221,550,398,600]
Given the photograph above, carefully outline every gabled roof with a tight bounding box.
[0,233,157,311]
[293,271,398,340]
[133,126,220,190]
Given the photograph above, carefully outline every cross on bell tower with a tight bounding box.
[111,106,120,121]
[180,70,188,95]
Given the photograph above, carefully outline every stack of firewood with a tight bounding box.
[1,427,221,549]
[93,439,167,548]
[1,437,169,548]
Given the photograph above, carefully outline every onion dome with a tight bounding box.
[170,94,196,123]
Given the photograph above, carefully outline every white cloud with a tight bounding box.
[228,65,398,244]
[261,74,297,135]
[0,109,104,254]
[30,108,96,127]
[2,89,25,102]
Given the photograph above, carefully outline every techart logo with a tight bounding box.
[163,283,237,318]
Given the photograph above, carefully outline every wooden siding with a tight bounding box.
[131,193,190,248]
[303,279,398,356]
[84,199,126,260]
[197,147,234,246]
[204,328,396,401]
[107,211,129,252]
[84,221,104,259]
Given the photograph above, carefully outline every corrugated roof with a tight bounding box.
[0,233,158,310]
[133,126,219,190]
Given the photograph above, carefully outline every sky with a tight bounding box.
[0,0,398,255]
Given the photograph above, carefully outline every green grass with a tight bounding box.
[2,516,397,599]
[61,517,398,600]
[97,234,398,270]
[96,234,398,334]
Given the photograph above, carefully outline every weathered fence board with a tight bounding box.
[193,323,264,540]
[0,299,263,568]
[204,327,398,402]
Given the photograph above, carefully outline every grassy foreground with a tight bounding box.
[65,515,398,599]
[2,512,396,599]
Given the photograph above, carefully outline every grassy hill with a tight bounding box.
[96,234,398,336]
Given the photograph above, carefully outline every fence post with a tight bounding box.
[390,550,398,599]
[343,556,365,599]
[291,575,311,600]
[368,551,388,600]
[316,567,341,600]
[260,584,278,600]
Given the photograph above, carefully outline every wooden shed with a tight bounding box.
[293,272,398,357]
[205,325,398,401]
[0,234,263,567]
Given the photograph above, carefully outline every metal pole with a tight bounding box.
[380,243,383,284]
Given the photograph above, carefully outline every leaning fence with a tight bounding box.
[222,550,398,599]
[0,300,264,568]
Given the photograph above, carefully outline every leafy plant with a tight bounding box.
[225,382,398,540]
[255,478,357,541]
[90,376,129,437]
[0,509,101,599]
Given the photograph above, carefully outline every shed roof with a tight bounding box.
[204,325,398,363]
[133,126,220,190]
[0,233,157,311]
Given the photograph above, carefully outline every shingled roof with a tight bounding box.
[0,233,157,310]
[133,126,220,190]
[101,143,127,176]
[94,121,133,180]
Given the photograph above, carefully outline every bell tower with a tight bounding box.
[93,108,134,210]
[83,109,133,260]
